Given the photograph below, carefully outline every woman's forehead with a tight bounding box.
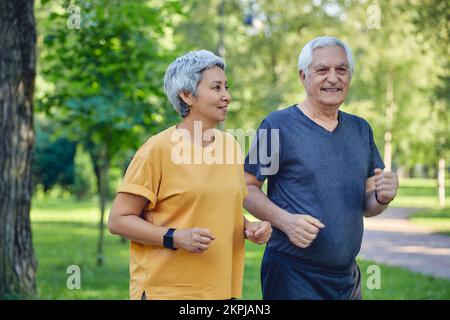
[200,66,227,82]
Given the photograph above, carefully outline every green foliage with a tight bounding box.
[36,0,182,158]
[33,115,77,192]
[72,144,96,199]
[409,0,450,161]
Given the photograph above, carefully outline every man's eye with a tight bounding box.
[317,69,327,74]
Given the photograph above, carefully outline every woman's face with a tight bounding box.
[184,66,231,124]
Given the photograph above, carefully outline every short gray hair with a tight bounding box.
[298,36,354,78]
[164,50,225,117]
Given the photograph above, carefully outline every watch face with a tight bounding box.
[164,228,176,250]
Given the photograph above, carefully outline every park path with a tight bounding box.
[359,207,450,279]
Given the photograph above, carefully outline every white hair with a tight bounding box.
[298,36,354,78]
[164,50,225,117]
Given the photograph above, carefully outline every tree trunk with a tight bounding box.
[0,0,37,298]
[384,69,394,171]
[97,154,108,267]
[89,142,109,267]
[438,158,446,208]
[216,0,225,58]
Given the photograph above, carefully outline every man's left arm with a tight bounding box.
[363,168,399,218]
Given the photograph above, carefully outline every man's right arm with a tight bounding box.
[243,172,288,229]
[243,172,325,248]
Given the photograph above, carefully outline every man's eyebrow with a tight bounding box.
[313,62,348,69]
[337,62,349,68]
[313,64,328,69]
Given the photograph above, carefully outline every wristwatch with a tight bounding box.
[163,228,177,250]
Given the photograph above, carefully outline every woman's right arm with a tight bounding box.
[108,192,169,246]
[108,192,215,252]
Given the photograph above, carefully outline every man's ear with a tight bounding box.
[178,91,193,106]
[299,71,306,85]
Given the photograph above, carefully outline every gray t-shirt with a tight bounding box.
[244,105,385,271]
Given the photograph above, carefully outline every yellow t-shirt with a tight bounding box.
[117,125,248,300]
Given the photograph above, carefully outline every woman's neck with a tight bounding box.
[176,117,216,147]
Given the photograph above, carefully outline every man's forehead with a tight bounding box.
[310,47,349,66]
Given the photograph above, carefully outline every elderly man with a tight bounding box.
[244,36,399,300]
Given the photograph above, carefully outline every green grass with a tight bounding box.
[357,259,450,299]
[31,198,128,299]
[392,178,450,236]
[30,189,450,300]
[390,178,450,208]
[409,208,450,237]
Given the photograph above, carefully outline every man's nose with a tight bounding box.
[327,69,338,83]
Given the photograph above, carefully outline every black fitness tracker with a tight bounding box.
[163,228,177,250]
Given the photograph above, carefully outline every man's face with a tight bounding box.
[301,46,351,108]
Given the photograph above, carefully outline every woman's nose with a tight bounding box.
[223,90,231,102]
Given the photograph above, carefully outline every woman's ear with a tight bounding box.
[178,91,193,107]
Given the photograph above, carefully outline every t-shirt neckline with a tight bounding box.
[170,125,217,153]
[292,104,343,135]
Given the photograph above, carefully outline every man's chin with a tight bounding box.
[320,99,345,107]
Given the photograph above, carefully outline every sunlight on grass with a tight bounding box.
[390,178,450,208]
[410,209,450,236]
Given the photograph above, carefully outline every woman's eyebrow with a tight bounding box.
[209,80,228,86]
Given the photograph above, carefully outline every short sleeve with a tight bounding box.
[367,123,385,178]
[244,119,280,181]
[117,153,159,210]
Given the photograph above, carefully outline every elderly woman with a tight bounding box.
[108,50,272,300]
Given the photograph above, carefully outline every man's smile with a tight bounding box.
[321,88,342,93]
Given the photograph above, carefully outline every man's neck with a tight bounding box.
[298,99,340,132]
[300,99,339,121]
